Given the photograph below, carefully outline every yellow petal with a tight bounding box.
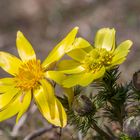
[62,72,93,88]
[0,86,15,94]
[40,79,56,118]
[94,28,115,51]
[114,40,132,55]
[63,67,105,87]
[54,98,67,127]
[60,67,85,74]
[16,31,36,62]
[0,90,20,122]
[110,58,126,67]
[42,27,79,69]
[83,46,93,53]
[66,37,91,52]
[16,90,31,123]
[58,60,85,74]
[0,88,19,109]
[45,71,66,85]
[0,100,20,122]
[58,60,80,70]
[45,61,57,71]
[0,52,22,76]
[0,78,16,93]
[33,82,55,122]
[112,40,132,65]
[74,72,94,86]
[0,78,15,85]
[92,66,106,80]
[67,49,87,62]
[33,80,67,127]
[63,88,74,107]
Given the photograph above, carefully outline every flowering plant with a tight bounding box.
[0,28,78,127]
[0,27,140,140]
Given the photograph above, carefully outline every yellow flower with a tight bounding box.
[45,28,92,106]
[0,27,78,127]
[58,28,133,88]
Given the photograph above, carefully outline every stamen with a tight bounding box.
[14,59,44,91]
[83,48,113,73]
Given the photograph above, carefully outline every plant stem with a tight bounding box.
[24,126,55,140]
[91,123,113,140]
[58,127,62,140]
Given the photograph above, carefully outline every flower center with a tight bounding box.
[83,48,113,72]
[14,59,44,91]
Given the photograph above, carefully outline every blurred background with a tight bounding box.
[0,0,140,139]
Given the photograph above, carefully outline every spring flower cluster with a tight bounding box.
[0,27,132,127]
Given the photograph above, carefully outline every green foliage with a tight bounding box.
[120,134,132,140]
[95,67,127,104]
[61,67,140,139]
[94,68,129,125]
[67,108,97,135]
[67,89,97,135]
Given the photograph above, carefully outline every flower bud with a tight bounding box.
[132,71,140,90]
[123,116,140,137]
[72,95,95,116]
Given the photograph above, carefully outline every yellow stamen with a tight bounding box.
[14,59,44,90]
[83,48,113,73]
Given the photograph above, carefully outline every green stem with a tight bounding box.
[116,107,123,129]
